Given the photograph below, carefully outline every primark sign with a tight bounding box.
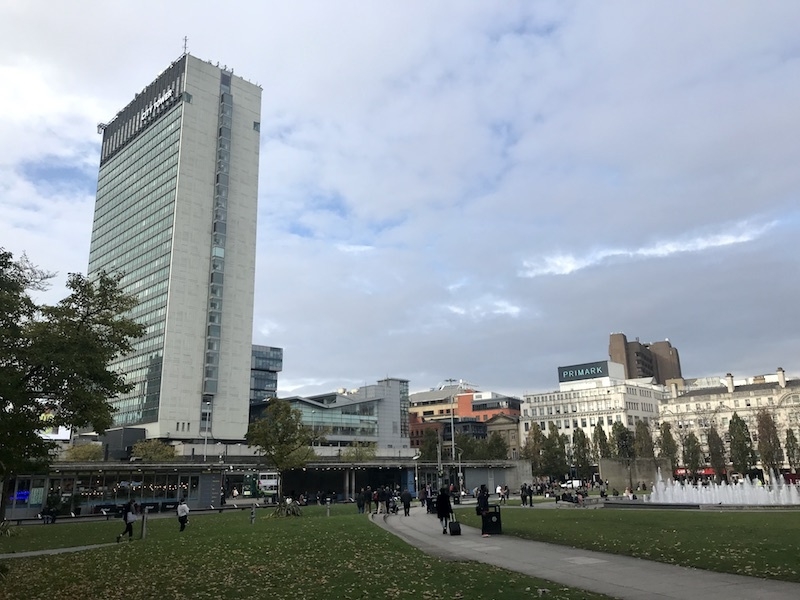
[558,361,609,383]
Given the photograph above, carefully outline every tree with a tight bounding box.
[633,421,655,459]
[64,444,104,462]
[340,441,376,462]
[418,429,440,461]
[521,423,545,476]
[0,250,145,517]
[572,428,592,481]
[785,428,800,473]
[246,398,317,500]
[656,422,679,472]
[592,422,611,462]
[484,432,509,460]
[541,422,568,480]
[756,410,783,478]
[131,439,175,462]
[611,422,634,460]
[681,432,703,479]
[728,413,755,475]
[454,432,478,460]
[706,426,727,480]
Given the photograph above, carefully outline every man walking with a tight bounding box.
[400,488,412,516]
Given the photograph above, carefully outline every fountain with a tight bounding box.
[647,469,800,506]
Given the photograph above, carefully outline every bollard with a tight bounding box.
[140,506,151,540]
[250,505,256,525]
[326,497,331,517]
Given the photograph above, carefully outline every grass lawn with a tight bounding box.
[0,506,612,600]
[455,506,800,582]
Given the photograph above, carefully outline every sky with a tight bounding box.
[1,1,799,399]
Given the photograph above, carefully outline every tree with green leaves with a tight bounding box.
[419,428,441,461]
[611,422,634,460]
[340,441,377,462]
[521,423,545,476]
[785,428,800,473]
[246,398,318,500]
[728,412,755,475]
[706,426,727,480]
[64,444,104,462]
[682,432,703,479]
[131,439,176,462]
[572,428,592,481]
[541,422,568,480]
[756,410,783,478]
[633,421,655,459]
[0,250,145,517]
[454,432,478,460]
[484,432,509,460]
[656,421,679,472]
[592,422,611,462]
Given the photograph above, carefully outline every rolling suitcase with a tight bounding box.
[448,518,461,536]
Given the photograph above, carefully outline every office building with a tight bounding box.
[280,378,411,456]
[609,333,682,385]
[250,345,283,407]
[88,54,262,442]
[658,368,800,475]
[520,360,665,450]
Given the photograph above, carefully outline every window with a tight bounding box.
[253,121,261,131]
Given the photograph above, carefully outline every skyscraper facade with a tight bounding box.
[88,54,262,441]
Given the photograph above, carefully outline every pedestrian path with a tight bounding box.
[0,543,116,560]
[371,504,800,600]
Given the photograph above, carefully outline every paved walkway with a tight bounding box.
[371,503,800,600]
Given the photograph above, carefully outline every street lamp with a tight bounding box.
[202,401,211,461]
[412,452,421,494]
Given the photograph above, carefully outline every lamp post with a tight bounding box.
[412,452,420,495]
[457,449,463,492]
[202,401,211,461]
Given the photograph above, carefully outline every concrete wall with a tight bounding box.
[599,458,672,492]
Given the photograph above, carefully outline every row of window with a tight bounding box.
[97,111,182,196]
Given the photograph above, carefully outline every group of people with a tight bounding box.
[116,498,190,542]
[355,485,403,515]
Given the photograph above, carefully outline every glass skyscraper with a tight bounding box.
[88,54,262,441]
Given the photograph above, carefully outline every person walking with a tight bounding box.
[117,500,136,543]
[365,486,373,514]
[435,487,454,535]
[400,488,412,516]
[177,498,190,532]
[356,487,365,514]
[477,484,491,537]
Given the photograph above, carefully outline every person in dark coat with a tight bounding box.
[356,487,365,514]
[117,500,135,543]
[400,488,412,516]
[435,487,453,534]
[477,484,491,537]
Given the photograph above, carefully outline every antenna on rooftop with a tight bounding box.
[183,36,189,54]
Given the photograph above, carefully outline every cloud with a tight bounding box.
[519,219,779,278]
[2,1,799,399]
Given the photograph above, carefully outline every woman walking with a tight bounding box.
[435,487,453,534]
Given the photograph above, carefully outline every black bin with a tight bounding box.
[482,504,502,534]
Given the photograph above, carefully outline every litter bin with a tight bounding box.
[482,504,502,534]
